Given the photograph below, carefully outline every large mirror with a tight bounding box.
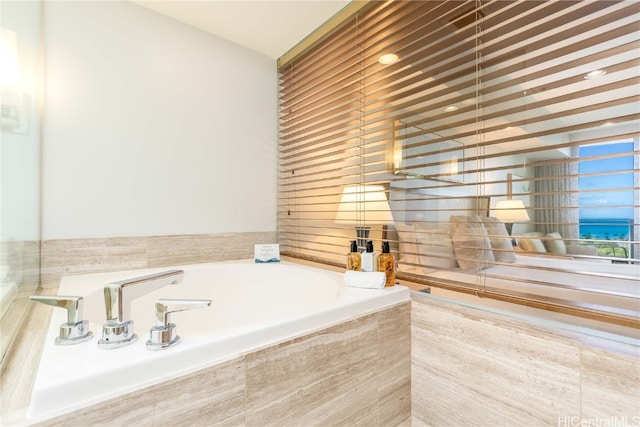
[277,1,639,328]
[0,0,42,363]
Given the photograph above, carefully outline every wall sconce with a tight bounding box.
[392,138,403,172]
[1,28,24,131]
[335,185,394,250]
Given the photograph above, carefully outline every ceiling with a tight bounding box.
[130,0,351,60]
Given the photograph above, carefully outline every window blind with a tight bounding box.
[278,0,639,327]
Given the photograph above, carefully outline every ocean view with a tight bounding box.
[579,218,633,240]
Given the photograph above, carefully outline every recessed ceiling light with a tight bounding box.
[584,69,606,79]
[444,105,458,112]
[378,53,399,65]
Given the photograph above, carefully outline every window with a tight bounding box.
[278,1,639,327]
[579,142,634,259]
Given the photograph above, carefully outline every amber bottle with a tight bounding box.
[346,240,362,271]
[377,241,396,287]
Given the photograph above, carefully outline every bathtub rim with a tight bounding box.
[26,259,410,421]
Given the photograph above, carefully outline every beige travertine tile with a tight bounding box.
[20,241,41,292]
[26,358,246,427]
[152,357,246,427]
[244,313,379,426]
[411,296,581,427]
[0,292,31,367]
[377,302,411,427]
[409,414,428,427]
[40,237,147,288]
[0,290,53,423]
[13,303,409,427]
[1,240,40,292]
[32,387,155,427]
[147,232,276,267]
[580,344,640,421]
[39,232,277,288]
[299,381,379,427]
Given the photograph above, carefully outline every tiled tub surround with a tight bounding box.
[411,294,640,426]
[1,239,40,356]
[3,231,637,426]
[29,301,411,426]
[40,232,277,288]
[26,259,410,424]
[2,231,275,420]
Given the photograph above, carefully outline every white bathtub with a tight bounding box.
[28,260,409,419]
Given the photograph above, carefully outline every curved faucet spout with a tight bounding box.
[99,269,184,349]
[104,270,184,324]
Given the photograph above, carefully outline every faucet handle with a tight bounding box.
[146,298,211,350]
[30,295,93,345]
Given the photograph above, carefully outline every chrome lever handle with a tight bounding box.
[146,298,211,350]
[30,295,93,345]
[153,298,211,328]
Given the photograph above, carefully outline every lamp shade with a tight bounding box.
[494,199,530,221]
[335,185,394,225]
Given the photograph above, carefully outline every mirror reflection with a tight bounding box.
[277,0,639,326]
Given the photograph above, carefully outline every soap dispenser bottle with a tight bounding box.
[361,240,378,272]
[378,241,396,287]
[346,240,362,271]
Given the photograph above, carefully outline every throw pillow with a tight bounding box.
[414,221,458,269]
[481,217,516,263]
[545,232,567,254]
[520,237,547,253]
[449,215,495,272]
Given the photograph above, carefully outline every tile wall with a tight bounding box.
[2,240,40,292]
[411,295,640,426]
[40,232,277,288]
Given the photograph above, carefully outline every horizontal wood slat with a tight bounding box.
[278,0,639,326]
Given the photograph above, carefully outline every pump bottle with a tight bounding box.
[346,240,362,271]
[361,240,378,272]
[377,241,396,287]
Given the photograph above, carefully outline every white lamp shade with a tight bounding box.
[494,199,530,221]
[335,185,394,224]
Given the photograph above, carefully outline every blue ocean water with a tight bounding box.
[579,218,632,240]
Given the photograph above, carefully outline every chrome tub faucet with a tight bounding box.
[98,270,184,349]
[30,295,93,345]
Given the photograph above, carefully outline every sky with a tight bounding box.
[579,141,634,220]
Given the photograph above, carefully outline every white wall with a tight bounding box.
[42,1,277,240]
[1,0,42,241]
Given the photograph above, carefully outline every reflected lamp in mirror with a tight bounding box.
[335,185,394,250]
[494,199,530,236]
[1,28,24,131]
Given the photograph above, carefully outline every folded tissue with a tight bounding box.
[343,270,386,289]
